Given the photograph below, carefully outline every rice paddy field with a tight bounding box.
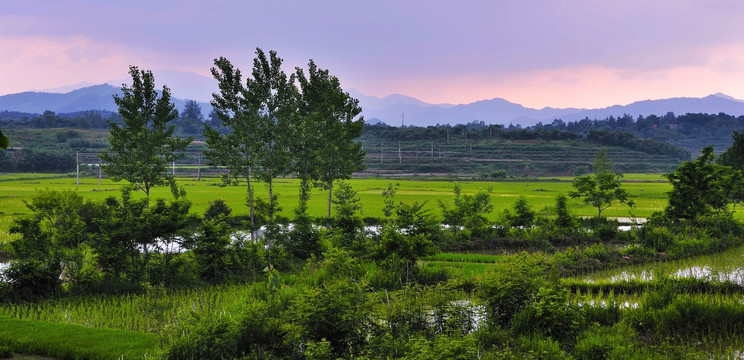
[0,172,679,245]
[4,172,744,357]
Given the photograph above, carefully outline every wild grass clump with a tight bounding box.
[0,317,158,359]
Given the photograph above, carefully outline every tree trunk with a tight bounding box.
[246,168,255,240]
[268,179,274,223]
[327,179,333,218]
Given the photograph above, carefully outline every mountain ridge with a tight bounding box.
[2,84,743,127]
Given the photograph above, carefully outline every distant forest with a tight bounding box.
[2,108,743,176]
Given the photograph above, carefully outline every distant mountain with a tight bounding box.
[0,84,212,117]
[3,83,744,128]
[357,92,744,127]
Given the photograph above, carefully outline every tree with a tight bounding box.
[205,57,259,228]
[206,49,295,228]
[246,49,295,224]
[100,66,192,202]
[506,196,536,228]
[439,183,494,237]
[176,100,205,135]
[665,145,733,223]
[296,60,365,218]
[716,131,744,208]
[569,149,634,219]
[0,127,8,149]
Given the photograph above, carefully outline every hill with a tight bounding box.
[0,84,211,117]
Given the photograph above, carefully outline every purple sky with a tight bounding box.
[3,1,744,108]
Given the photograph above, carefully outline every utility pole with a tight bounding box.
[398,140,402,164]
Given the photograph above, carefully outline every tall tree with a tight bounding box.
[100,66,192,203]
[176,100,205,135]
[206,49,295,226]
[569,149,634,219]
[246,49,295,223]
[297,60,365,217]
[205,57,259,228]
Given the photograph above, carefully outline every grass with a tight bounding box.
[576,245,744,285]
[0,317,158,360]
[0,173,679,243]
[0,284,252,334]
[423,252,502,263]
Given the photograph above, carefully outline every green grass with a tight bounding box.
[0,317,158,360]
[0,173,670,218]
[0,284,251,333]
[576,245,744,285]
[423,252,502,263]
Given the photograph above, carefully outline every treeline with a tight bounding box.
[586,129,690,161]
[362,122,691,160]
[0,110,120,129]
[551,112,744,153]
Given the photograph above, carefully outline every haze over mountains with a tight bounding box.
[2,83,744,128]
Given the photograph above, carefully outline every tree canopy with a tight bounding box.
[569,149,634,219]
[99,66,192,201]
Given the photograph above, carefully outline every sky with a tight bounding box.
[3,0,744,109]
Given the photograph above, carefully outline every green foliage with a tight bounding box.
[0,345,10,358]
[570,149,634,219]
[394,200,441,241]
[381,182,397,218]
[204,199,232,221]
[192,218,231,284]
[0,127,8,149]
[510,285,584,344]
[3,259,62,300]
[665,145,735,224]
[284,279,372,357]
[100,66,192,199]
[553,194,577,230]
[332,181,365,248]
[0,317,158,359]
[573,323,639,360]
[716,130,744,171]
[297,59,366,218]
[439,183,494,238]
[369,226,436,289]
[505,196,536,228]
[175,99,205,135]
[641,227,675,252]
[479,255,546,327]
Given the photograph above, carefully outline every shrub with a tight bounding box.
[510,286,584,345]
[478,256,545,327]
[4,259,62,299]
[641,227,675,252]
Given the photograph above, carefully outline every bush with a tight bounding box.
[4,259,62,299]
[510,286,584,345]
[641,227,675,252]
[478,256,545,327]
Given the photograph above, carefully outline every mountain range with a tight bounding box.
[2,83,744,127]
